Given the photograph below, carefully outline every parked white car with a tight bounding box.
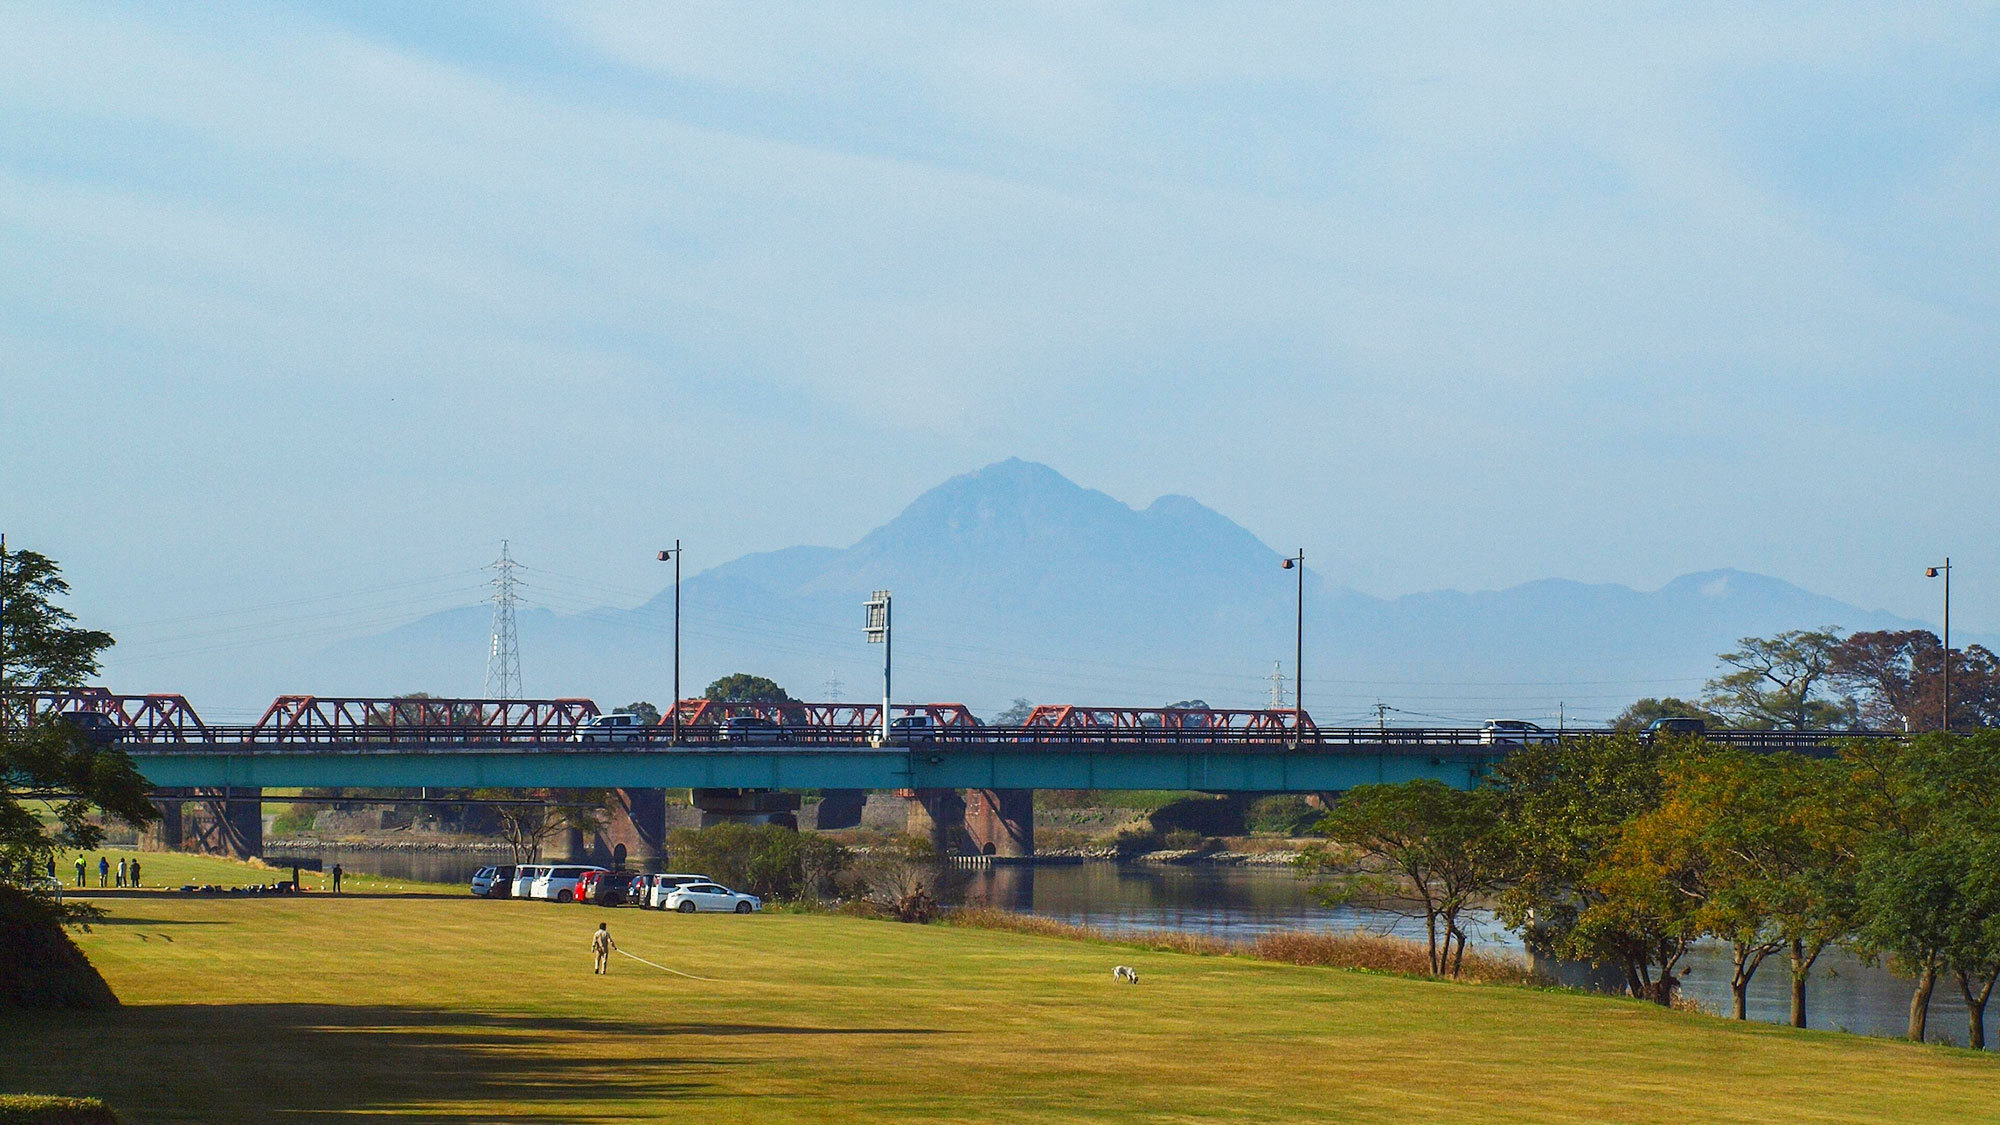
[1478,719,1558,746]
[470,864,517,897]
[661,882,762,914]
[510,865,550,898]
[569,712,654,742]
[531,864,606,903]
[638,873,714,909]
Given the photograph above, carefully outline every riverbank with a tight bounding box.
[5,894,1993,1122]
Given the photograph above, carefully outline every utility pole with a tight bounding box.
[865,590,891,744]
[658,542,682,743]
[1374,700,1388,733]
[484,541,522,700]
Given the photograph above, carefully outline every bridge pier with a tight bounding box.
[691,788,800,830]
[904,788,971,855]
[812,789,867,830]
[964,789,1034,857]
[163,787,262,859]
[590,788,669,869]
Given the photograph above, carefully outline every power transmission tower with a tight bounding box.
[485,541,523,699]
[824,671,844,702]
[1269,661,1288,709]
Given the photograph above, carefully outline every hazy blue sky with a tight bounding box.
[3,3,1996,700]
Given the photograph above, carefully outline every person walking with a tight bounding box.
[98,856,109,888]
[129,858,141,888]
[74,855,85,887]
[592,923,616,975]
[116,858,127,888]
[331,864,343,894]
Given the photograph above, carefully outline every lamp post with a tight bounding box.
[864,591,891,745]
[657,542,682,744]
[1927,559,1951,732]
[1280,550,1304,722]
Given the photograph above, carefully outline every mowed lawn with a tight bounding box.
[55,849,450,895]
[5,893,1999,1123]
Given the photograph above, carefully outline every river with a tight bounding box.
[293,845,1990,1047]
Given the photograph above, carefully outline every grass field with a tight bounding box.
[4,889,1998,1123]
[54,850,449,896]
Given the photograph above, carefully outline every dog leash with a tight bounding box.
[615,948,729,982]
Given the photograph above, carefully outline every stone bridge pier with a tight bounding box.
[902,788,971,854]
[586,788,670,870]
[691,788,800,830]
[148,788,262,859]
[964,789,1034,857]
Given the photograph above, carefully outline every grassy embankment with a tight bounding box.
[4,866,1997,1123]
[55,849,445,896]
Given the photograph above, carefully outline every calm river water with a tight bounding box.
[299,845,1989,1047]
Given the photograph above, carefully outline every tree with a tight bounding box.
[1300,781,1502,977]
[991,698,1035,726]
[1612,750,1859,1022]
[1831,630,2000,732]
[1703,629,1856,730]
[1610,697,1726,732]
[620,701,662,726]
[1849,732,2000,1043]
[0,547,156,1008]
[477,789,612,864]
[1488,734,1694,1004]
[855,835,964,922]
[703,674,791,704]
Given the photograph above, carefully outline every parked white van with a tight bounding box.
[570,712,654,742]
[640,873,713,910]
[511,865,550,898]
[532,864,607,903]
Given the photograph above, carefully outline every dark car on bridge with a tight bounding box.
[719,715,782,744]
[1643,716,1708,739]
[56,711,124,744]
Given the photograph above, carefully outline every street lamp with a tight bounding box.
[657,542,682,744]
[1927,559,1951,732]
[1280,550,1304,722]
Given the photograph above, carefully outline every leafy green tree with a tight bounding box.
[0,548,116,701]
[620,701,662,726]
[1703,629,1856,730]
[1488,734,1693,1004]
[1610,697,1726,732]
[1849,732,2000,1043]
[703,674,792,704]
[1611,750,1859,1022]
[664,823,852,902]
[1300,781,1502,977]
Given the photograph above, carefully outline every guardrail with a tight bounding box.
[107,725,1899,753]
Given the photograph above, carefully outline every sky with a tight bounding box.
[2,2,1996,706]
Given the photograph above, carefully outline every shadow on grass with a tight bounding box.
[0,1003,937,1122]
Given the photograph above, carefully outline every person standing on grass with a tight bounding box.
[116,857,127,888]
[592,923,616,975]
[129,858,141,888]
[331,863,343,894]
[75,855,85,887]
[98,856,109,887]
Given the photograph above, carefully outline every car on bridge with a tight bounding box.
[569,712,654,742]
[719,715,783,744]
[56,711,124,744]
[660,881,762,914]
[1643,716,1708,739]
[889,714,936,744]
[1479,719,1557,746]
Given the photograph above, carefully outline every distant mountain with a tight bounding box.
[305,459,1939,724]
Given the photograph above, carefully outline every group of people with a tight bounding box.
[72,854,141,888]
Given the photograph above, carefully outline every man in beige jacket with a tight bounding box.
[592,922,616,974]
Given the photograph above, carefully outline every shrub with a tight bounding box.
[855,837,965,922]
[1160,827,1206,850]
[1245,795,1321,836]
[0,1096,118,1124]
[270,805,317,836]
[664,824,852,903]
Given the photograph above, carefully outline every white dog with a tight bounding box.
[1113,965,1139,984]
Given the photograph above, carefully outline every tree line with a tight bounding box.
[1303,730,2000,1046]
[1618,627,1998,732]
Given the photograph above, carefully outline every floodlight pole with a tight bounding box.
[1928,559,1952,731]
[1281,550,1304,724]
[865,590,892,745]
